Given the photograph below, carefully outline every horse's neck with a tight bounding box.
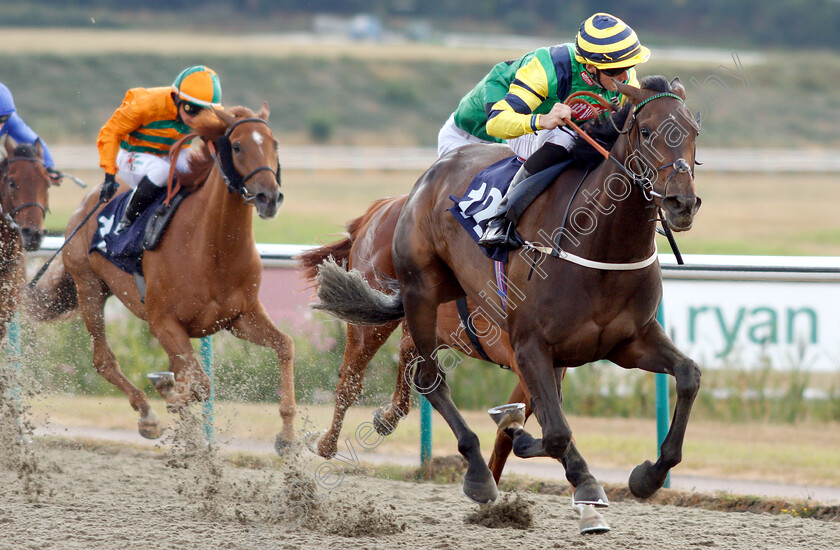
[194,169,255,255]
[556,142,657,263]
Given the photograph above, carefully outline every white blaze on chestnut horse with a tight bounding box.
[24,105,297,450]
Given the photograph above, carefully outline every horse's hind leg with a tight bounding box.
[398,266,497,503]
[229,303,296,450]
[315,319,399,458]
[372,323,415,436]
[149,316,211,410]
[608,321,701,499]
[75,282,160,438]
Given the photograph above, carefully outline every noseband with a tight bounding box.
[209,117,281,202]
[1,156,49,230]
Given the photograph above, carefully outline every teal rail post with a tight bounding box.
[200,336,214,444]
[7,313,22,405]
[655,303,671,488]
[419,394,432,467]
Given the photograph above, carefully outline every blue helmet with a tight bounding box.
[0,83,16,116]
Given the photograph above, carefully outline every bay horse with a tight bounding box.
[313,76,702,507]
[299,195,548,484]
[0,139,52,342]
[24,105,296,447]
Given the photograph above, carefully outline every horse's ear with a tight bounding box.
[257,101,270,122]
[4,136,15,157]
[614,79,643,105]
[670,77,687,100]
[213,107,237,128]
[35,139,45,159]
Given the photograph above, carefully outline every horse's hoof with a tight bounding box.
[304,430,333,458]
[572,480,609,508]
[628,460,664,499]
[579,504,611,535]
[138,410,163,439]
[462,476,499,504]
[148,371,174,388]
[148,371,175,399]
[274,433,295,456]
[488,403,526,430]
[372,406,398,436]
[511,431,548,458]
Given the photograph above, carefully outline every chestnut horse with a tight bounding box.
[24,105,296,447]
[0,139,52,342]
[299,195,543,483]
[313,77,702,507]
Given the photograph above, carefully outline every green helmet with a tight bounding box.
[171,65,222,108]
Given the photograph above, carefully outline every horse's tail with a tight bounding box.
[297,197,390,284]
[22,257,78,322]
[312,257,404,326]
[297,233,354,285]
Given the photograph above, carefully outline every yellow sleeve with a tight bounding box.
[96,89,146,174]
[485,57,551,140]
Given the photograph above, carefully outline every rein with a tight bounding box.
[525,91,692,270]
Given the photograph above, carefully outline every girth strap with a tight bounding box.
[455,297,509,370]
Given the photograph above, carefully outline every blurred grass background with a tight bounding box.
[4,28,840,439]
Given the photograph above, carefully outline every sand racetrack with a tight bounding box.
[1,421,839,550]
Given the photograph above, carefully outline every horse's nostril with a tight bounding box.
[664,195,695,214]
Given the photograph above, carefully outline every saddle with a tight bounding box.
[449,157,571,262]
[90,186,190,302]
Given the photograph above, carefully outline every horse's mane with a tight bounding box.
[172,106,259,192]
[0,142,38,168]
[570,75,674,169]
[13,143,38,158]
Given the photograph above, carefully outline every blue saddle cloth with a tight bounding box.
[448,156,522,263]
[89,188,167,276]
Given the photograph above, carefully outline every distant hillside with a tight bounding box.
[2,34,838,149]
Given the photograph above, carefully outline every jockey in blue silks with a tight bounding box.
[0,82,59,182]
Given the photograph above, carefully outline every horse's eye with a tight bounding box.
[232,142,241,153]
[7,179,16,189]
[640,127,651,139]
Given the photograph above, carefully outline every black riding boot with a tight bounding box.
[478,143,574,250]
[115,176,160,234]
[477,165,530,249]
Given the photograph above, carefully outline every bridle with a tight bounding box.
[523,90,697,268]
[610,92,696,202]
[0,155,49,230]
[207,117,281,202]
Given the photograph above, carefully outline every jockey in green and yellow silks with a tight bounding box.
[436,13,651,250]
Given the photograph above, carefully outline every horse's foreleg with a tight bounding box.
[372,323,415,436]
[608,321,701,499]
[316,320,399,458]
[229,304,296,446]
[150,318,210,409]
[76,284,159,438]
[514,340,572,460]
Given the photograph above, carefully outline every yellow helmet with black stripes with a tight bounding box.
[574,13,650,69]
